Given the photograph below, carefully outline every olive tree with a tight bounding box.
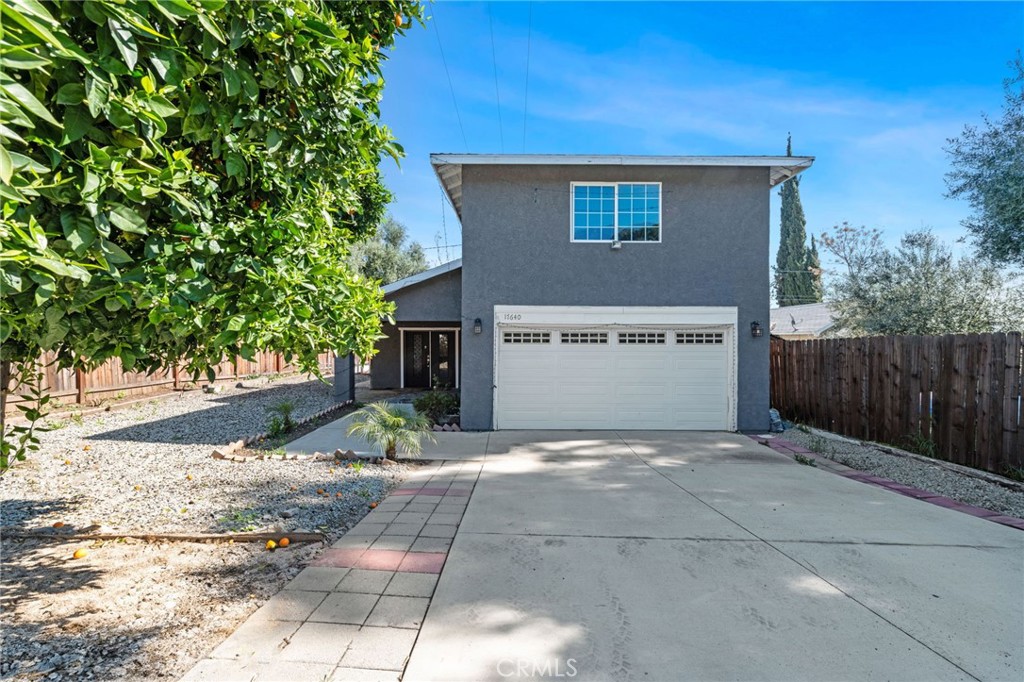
[0,0,423,467]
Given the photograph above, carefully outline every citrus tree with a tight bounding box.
[0,0,423,468]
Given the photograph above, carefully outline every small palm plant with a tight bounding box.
[346,402,435,461]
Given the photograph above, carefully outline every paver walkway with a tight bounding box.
[182,460,481,681]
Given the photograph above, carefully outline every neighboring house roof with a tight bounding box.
[381,258,462,296]
[431,153,816,218]
[770,302,837,338]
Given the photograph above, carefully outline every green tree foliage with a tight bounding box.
[350,216,428,284]
[0,0,423,468]
[819,224,1024,336]
[774,135,822,306]
[945,54,1024,267]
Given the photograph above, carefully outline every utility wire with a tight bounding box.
[522,2,533,153]
[432,8,469,152]
[488,5,505,153]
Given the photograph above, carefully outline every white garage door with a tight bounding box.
[495,325,734,430]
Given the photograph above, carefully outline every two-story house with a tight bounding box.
[369,154,814,432]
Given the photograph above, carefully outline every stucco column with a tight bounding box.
[333,353,355,402]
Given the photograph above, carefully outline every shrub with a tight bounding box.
[346,402,434,460]
[412,390,459,424]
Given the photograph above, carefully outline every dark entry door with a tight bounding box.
[403,330,458,388]
[430,331,456,388]
[403,331,431,388]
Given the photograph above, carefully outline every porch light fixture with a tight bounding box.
[473,318,482,335]
[750,321,763,338]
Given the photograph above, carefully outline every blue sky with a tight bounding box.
[377,1,1023,274]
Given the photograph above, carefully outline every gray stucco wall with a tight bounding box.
[459,164,771,431]
[370,269,462,389]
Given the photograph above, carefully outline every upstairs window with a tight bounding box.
[572,182,661,243]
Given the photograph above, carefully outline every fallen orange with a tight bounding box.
[369,502,378,509]
[64,459,72,465]
[266,540,277,550]
[52,521,64,528]
[186,474,193,481]
[316,488,325,495]
[83,445,91,451]
[72,548,88,559]
[278,537,290,548]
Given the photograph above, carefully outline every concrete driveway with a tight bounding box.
[404,431,1023,682]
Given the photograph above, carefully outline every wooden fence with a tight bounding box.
[770,333,1023,473]
[5,351,335,413]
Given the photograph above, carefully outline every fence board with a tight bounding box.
[770,332,1023,475]
[6,351,338,413]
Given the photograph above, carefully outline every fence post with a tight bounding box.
[172,365,180,390]
[75,367,86,404]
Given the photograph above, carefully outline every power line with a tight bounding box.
[432,7,468,152]
[522,2,533,153]
[488,5,505,153]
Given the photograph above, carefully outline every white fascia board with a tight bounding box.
[493,305,738,327]
[430,153,814,168]
[381,259,462,295]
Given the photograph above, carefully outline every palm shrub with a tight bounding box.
[346,402,434,460]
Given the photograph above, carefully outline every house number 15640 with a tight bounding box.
[501,313,522,321]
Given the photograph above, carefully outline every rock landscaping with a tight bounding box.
[0,375,410,680]
[780,426,1024,519]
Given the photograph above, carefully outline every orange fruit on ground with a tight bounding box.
[316,488,325,495]
[335,492,342,498]
[290,486,297,492]
[64,459,72,465]
[369,502,378,509]
[134,485,141,491]
[83,445,91,451]
[72,548,88,559]
[278,537,290,548]
[52,522,64,528]
[266,540,277,550]
[186,474,193,480]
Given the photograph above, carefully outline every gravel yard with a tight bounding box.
[0,375,410,681]
[780,426,1024,518]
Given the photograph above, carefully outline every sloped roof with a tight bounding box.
[381,259,462,296]
[770,302,837,337]
[431,153,815,219]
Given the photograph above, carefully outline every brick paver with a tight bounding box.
[182,459,482,681]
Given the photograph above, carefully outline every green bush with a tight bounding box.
[413,390,459,424]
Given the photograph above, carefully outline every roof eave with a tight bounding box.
[431,154,815,219]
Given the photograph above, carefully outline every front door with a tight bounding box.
[403,330,458,388]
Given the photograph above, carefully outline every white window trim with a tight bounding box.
[569,181,663,244]
[398,327,460,389]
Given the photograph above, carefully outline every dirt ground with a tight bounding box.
[1,531,329,680]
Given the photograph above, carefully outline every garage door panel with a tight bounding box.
[496,323,733,430]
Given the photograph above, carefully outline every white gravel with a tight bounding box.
[781,427,1024,518]
[0,374,412,680]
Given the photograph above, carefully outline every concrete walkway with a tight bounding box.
[185,430,1023,682]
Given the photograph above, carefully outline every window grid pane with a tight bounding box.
[618,332,666,344]
[560,331,609,344]
[503,332,551,344]
[617,183,660,242]
[676,332,724,345]
[572,184,615,241]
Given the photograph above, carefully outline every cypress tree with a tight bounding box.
[808,235,823,303]
[774,135,820,305]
